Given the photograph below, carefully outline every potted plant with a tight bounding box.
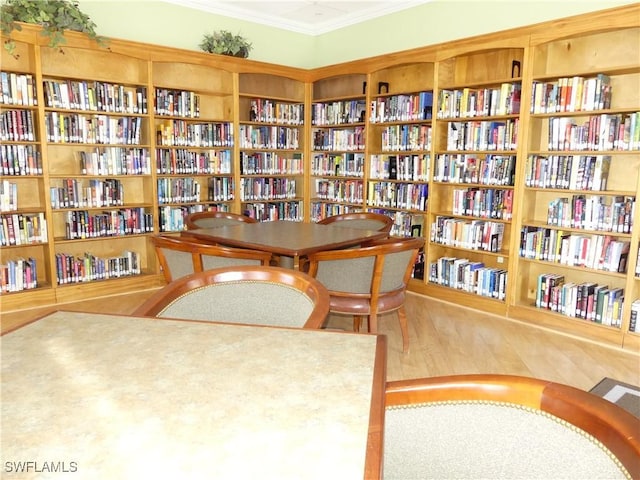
[1,0,105,56]
[199,30,252,58]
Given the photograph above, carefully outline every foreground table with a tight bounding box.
[182,220,388,269]
[1,311,386,479]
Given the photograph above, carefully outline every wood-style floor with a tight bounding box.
[2,289,639,392]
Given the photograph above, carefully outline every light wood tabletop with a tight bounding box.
[1,311,386,479]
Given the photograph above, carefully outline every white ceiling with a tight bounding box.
[162,0,431,35]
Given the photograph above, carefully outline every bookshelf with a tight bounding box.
[310,73,367,220]
[510,25,640,349]
[2,6,639,352]
[38,44,160,303]
[152,61,235,232]
[237,73,306,222]
[367,63,434,240]
[422,46,526,316]
[0,36,55,309]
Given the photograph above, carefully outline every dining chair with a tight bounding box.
[317,212,394,233]
[306,236,424,352]
[184,211,257,229]
[151,234,272,282]
[133,265,330,329]
[384,374,640,479]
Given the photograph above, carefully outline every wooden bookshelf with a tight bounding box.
[310,73,368,220]
[2,5,639,353]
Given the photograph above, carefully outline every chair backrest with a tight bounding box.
[317,212,393,233]
[151,235,271,282]
[133,266,330,329]
[384,374,640,479]
[184,211,257,230]
[306,236,424,308]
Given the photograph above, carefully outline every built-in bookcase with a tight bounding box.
[367,63,434,240]
[423,46,525,316]
[38,45,158,303]
[510,26,640,348]
[310,73,367,220]
[238,73,306,222]
[0,36,55,309]
[2,6,639,351]
[152,61,235,232]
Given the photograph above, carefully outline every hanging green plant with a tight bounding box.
[1,0,106,56]
[199,30,252,58]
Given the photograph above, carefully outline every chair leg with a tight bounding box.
[397,307,409,353]
[353,316,363,332]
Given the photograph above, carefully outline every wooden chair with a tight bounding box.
[184,211,257,230]
[133,266,330,329]
[151,234,271,282]
[317,212,394,233]
[306,236,424,352]
[384,374,640,479]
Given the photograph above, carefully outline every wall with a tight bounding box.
[78,1,639,68]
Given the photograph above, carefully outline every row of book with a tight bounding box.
[311,99,366,126]
[243,201,303,222]
[630,300,640,333]
[524,154,611,191]
[1,109,36,142]
[0,256,37,294]
[432,154,515,186]
[206,177,235,203]
[156,120,233,148]
[369,91,433,123]
[431,217,505,253]
[1,212,48,246]
[428,256,508,300]
[55,251,141,285]
[452,187,514,220]
[1,144,42,176]
[239,125,300,150]
[312,127,365,152]
[158,204,230,232]
[45,113,143,145]
[155,88,200,118]
[546,194,634,233]
[379,124,432,152]
[1,72,37,106]
[366,182,428,211]
[64,208,154,240]
[446,119,519,151]
[43,79,147,114]
[535,274,623,327]
[0,180,17,212]
[240,152,303,175]
[310,203,361,222]
[81,147,151,176]
[50,178,125,210]
[531,74,611,114]
[369,154,430,182]
[520,228,630,273]
[239,178,298,201]
[315,179,363,204]
[158,178,203,204]
[437,83,521,119]
[249,99,304,125]
[156,148,231,175]
[547,113,640,151]
[311,153,365,177]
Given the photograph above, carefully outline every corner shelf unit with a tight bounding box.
[2,7,640,353]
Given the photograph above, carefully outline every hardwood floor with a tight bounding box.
[2,289,638,392]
